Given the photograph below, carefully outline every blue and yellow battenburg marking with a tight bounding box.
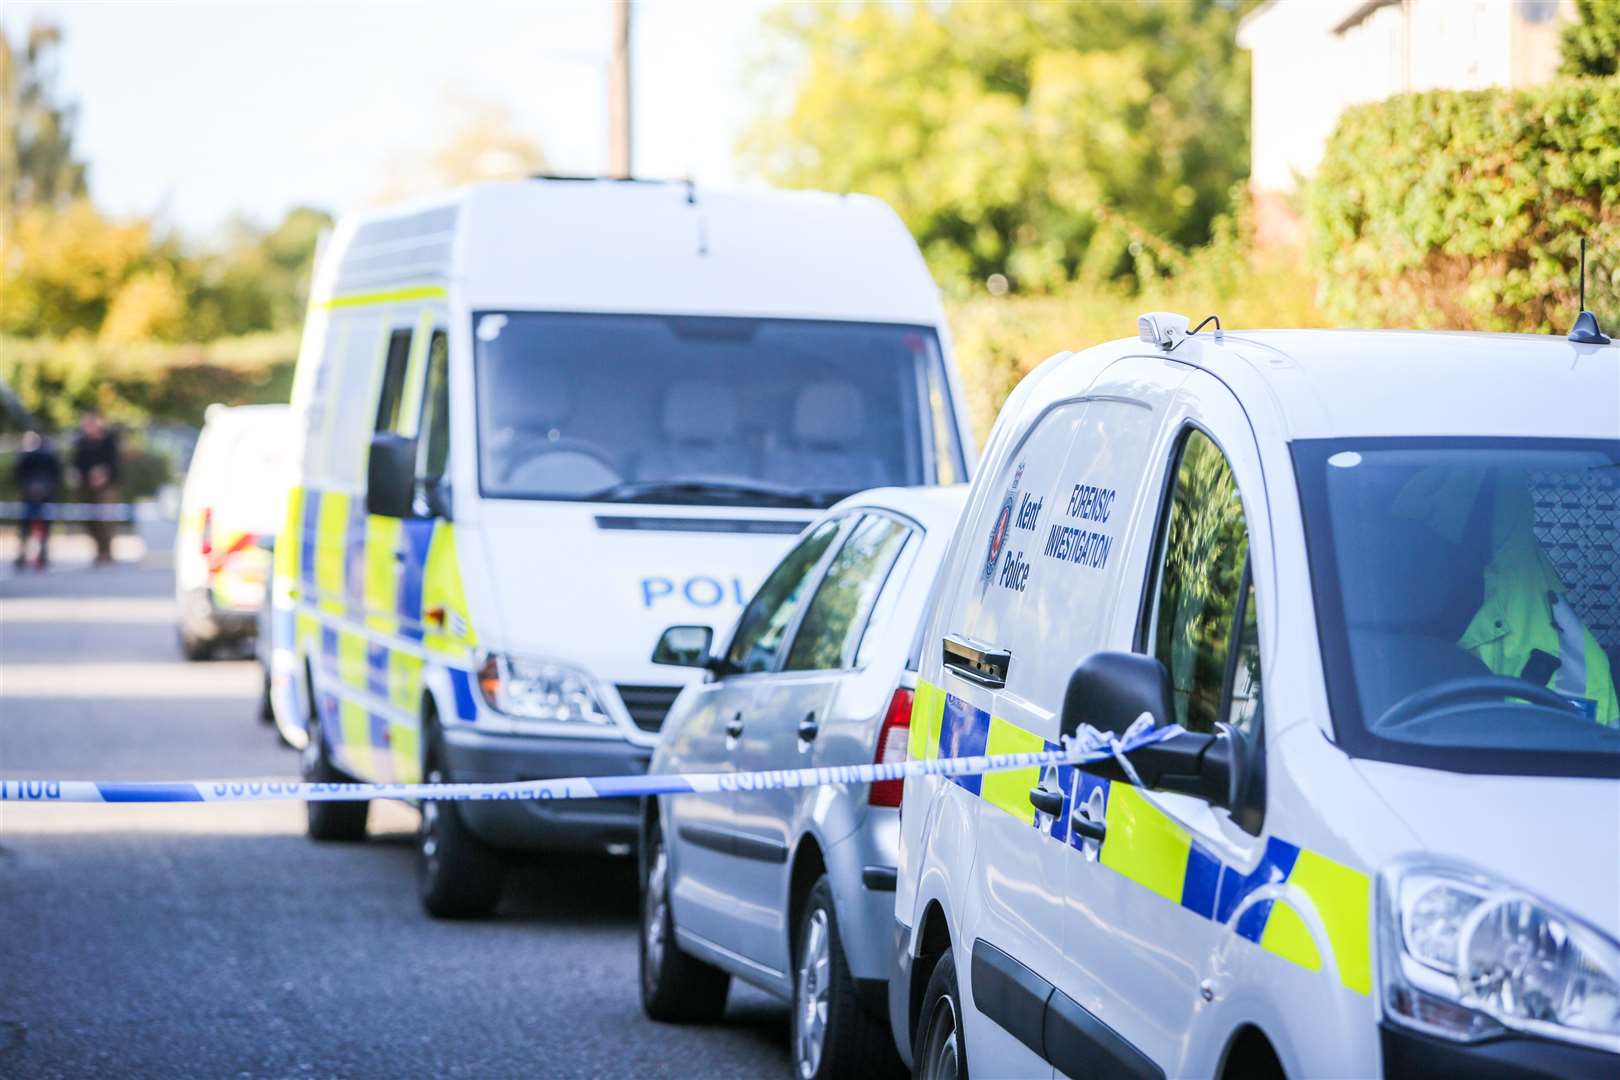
[909,679,1372,997]
[278,477,478,787]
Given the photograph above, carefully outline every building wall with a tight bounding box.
[1240,0,1571,212]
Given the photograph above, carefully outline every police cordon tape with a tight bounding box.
[1,718,1171,804]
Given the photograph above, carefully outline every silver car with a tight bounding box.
[638,486,967,1079]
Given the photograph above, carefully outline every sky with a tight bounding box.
[5,0,781,243]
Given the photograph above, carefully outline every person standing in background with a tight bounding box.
[72,412,121,565]
[13,430,64,570]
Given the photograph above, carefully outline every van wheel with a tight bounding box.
[793,876,903,1080]
[639,817,730,1022]
[179,631,213,662]
[417,743,505,918]
[915,948,968,1080]
[301,688,368,842]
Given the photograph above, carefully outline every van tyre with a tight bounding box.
[639,817,730,1022]
[179,631,213,662]
[915,948,969,1080]
[301,691,368,842]
[793,875,904,1080]
[417,745,505,919]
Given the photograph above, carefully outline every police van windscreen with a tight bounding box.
[472,312,963,507]
[1294,438,1620,778]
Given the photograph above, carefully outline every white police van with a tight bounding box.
[272,178,973,917]
[892,314,1619,1077]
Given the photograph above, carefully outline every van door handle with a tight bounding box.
[1070,811,1107,843]
[797,712,819,741]
[725,712,744,739]
[943,633,1010,689]
[1028,787,1064,817]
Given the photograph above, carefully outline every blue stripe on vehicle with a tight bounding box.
[938,693,991,796]
[366,641,389,697]
[1218,837,1300,943]
[97,783,203,802]
[344,497,367,618]
[321,626,339,663]
[448,668,476,721]
[300,489,322,587]
[1181,841,1222,919]
[397,518,433,642]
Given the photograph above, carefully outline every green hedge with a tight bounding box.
[0,331,298,430]
[1310,79,1620,332]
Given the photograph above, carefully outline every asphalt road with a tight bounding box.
[0,556,790,1079]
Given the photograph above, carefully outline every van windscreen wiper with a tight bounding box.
[582,477,842,508]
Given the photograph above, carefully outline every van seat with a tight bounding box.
[761,382,885,494]
[636,381,743,480]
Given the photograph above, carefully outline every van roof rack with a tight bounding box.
[529,174,676,184]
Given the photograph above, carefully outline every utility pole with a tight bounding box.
[608,0,632,178]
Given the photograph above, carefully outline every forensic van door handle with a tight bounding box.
[1070,811,1107,843]
[798,713,819,741]
[1028,788,1064,817]
[943,633,1011,689]
[725,712,745,738]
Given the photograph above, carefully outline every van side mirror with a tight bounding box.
[652,625,714,667]
[1059,651,1174,741]
[1061,651,1260,832]
[367,433,417,518]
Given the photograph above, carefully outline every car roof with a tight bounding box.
[1067,329,1618,442]
[830,484,969,534]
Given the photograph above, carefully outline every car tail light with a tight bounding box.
[200,507,214,556]
[869,686,913,807]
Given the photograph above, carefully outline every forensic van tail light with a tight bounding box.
[870,686,914,807]
[199,507,215,556]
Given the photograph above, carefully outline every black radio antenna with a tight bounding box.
[1569,238,1610,345]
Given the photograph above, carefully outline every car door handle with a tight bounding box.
[725,712,744,739]
[797,712,819,741]
[1028,787,1064,817]
[1070,810,1107,843]
[943,633,1011,689]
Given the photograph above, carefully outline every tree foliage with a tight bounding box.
[1310,80,1620,332]
[1561,0,1620,78]
[740,0,1255,294]
[0,22,87,216]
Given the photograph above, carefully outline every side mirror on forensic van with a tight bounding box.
[367,433,417,518]
[1061,651,1261,833]
[651,625,714,667]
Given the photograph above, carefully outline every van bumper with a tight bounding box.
[439,725,652,855]
[1379,1022,1615,1078]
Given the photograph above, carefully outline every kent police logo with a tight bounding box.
[981,462,1024,590]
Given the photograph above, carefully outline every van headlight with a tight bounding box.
[477,653,612,725]
[1378,860,1620,1053]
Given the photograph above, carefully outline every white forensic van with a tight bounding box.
[175,403,293,660]
[892,316,1619,1078]
[272,178,973,917]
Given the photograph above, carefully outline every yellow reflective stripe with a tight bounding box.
[397,307,436,437]
[389,649,423,716]
[909,679,943,761]
[1259,900,1324,973]
[364,515,402,633]
[276,487,304,584]
[314,492,350,615]
[1100,784,1192,904]
[339,699,372,777]
[422,522,476,655]
[980,716,1045,824]
[338,630,366,690]
[295,610,320,655]
[390,720,420,785]
[321,285,447,310]
[1285,849,1373,996]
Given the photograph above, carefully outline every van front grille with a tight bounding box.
[616,684,682,733]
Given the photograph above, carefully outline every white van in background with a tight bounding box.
[174,403,292,660]
[274,178,974,917]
